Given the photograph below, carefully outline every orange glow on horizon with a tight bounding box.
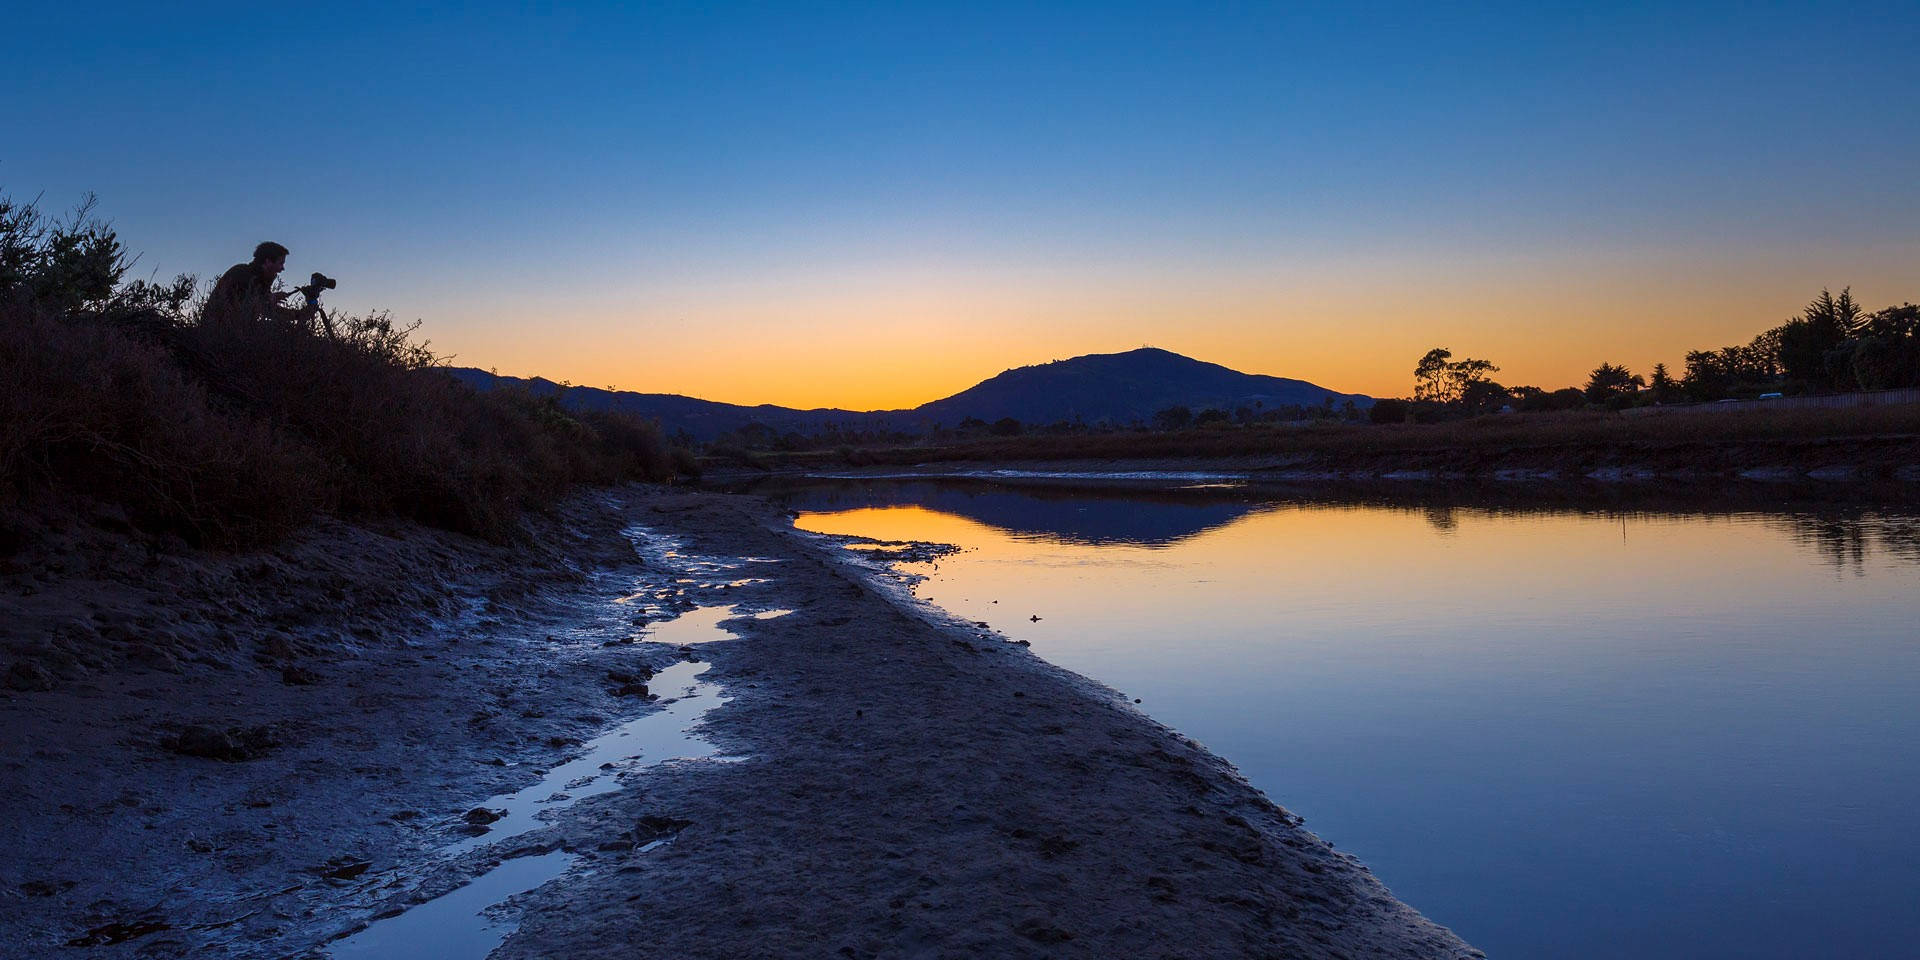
[429,246,1919,410]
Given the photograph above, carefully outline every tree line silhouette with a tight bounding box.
[1372,289,1920,423]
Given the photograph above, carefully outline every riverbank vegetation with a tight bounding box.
[705,401,1920,474]
[0,193,685,548]
[1373,288,1920,424]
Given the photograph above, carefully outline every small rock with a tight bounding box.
[610,683,653,698]
[123,643,181,673]
[279,665,321,686]
[635,815,693,838]
[5,661,56,692]
[320,857,372,881]
[463,807,503,825]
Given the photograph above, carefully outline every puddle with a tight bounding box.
[328,603,753,960]
[644,605,791,646]
[443,660,729,856]
[328,851,572,960]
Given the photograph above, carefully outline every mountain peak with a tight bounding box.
[911,348,1368,425]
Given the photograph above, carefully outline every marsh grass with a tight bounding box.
[737,404,1920,470]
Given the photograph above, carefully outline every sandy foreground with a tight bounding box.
[1,486,1480,959]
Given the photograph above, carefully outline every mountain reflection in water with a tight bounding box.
[762,477,1920,570]
[772,480,1264,546]
[767,477,1920,960]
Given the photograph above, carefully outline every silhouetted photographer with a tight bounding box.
[204,241,335,334]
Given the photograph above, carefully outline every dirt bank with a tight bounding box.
[0,487,1478,958]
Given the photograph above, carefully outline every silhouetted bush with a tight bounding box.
[1369,398,1410,424]
[0,191,684,548]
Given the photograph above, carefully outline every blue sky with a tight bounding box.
[7,1,1917,404]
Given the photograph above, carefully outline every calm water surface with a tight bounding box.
[778,480,1920,960]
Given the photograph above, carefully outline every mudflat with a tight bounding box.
[1,486,1478,959]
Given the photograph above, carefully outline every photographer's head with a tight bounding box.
[252,241,290,279]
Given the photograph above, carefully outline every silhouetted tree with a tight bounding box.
[1647,363,1679,403]
[990,417,1022,436]
[1584,362,1644,404]
[0,193,127,314]
[1864,303,1920,341]
[1194,408,1232,426]
[1778,288,1864,389]
[1682,350,1733,401]
[1548,387,1587,409]
[1849,337,1910,390]
[1413,347,1499,406]
[1153,405,1192,430]
[1413,348,1452,403]
[1458,379,1511,416]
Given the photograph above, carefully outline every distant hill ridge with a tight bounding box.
[446,347,1371,441]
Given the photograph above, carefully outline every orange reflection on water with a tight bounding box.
[795,501,1868,666]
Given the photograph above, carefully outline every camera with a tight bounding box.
[295,272,337,299]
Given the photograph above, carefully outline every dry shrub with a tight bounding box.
[0,304,682,548]
[182,314,678,542]
[0,189,687,549]
[0,305,323,544]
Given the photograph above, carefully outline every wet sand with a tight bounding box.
[0,486,1478,958]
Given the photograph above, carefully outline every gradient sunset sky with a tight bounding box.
[8,2,1916,408]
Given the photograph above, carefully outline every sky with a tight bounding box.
[6,1,1917,408]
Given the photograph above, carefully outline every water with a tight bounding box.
[330,606,742,960]
[775,478,1920,960]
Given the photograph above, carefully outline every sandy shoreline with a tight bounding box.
[1,486,1479,958]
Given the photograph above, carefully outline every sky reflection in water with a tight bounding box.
[785,481,1920,960]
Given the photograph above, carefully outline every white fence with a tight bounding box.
[1621,387,1920,417]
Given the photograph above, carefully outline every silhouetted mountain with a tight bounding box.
[445,347,1369,440]
[911,348,1369,426]
[439,369,882,440]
